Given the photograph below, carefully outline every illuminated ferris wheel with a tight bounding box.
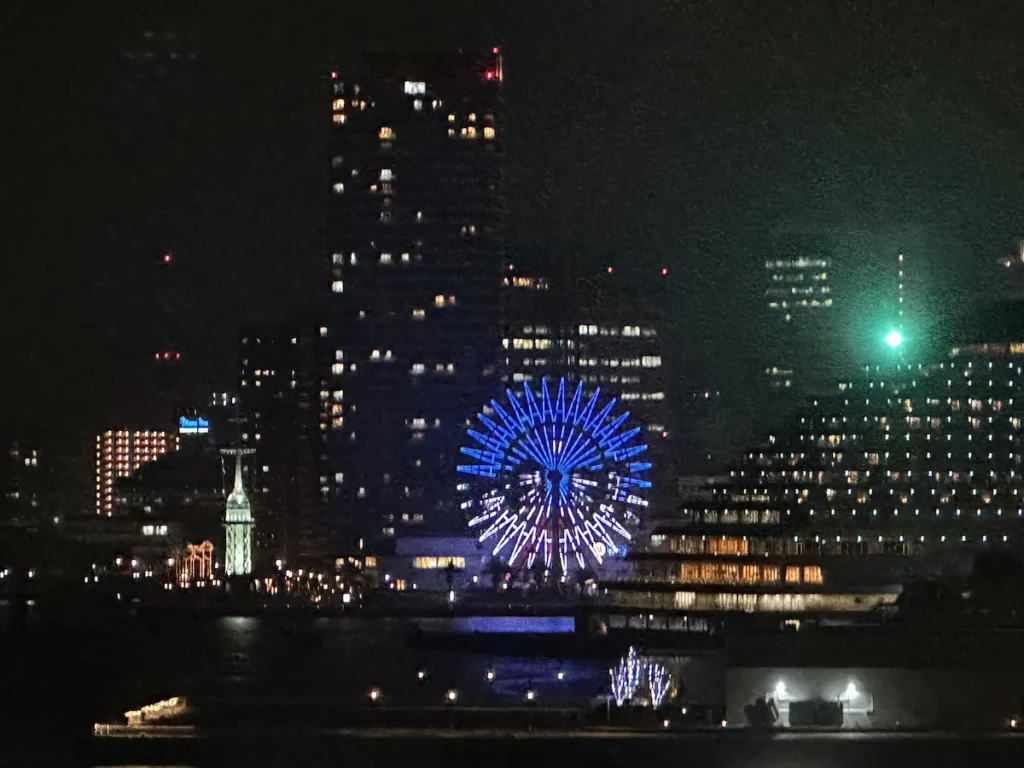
[457,377,651,573]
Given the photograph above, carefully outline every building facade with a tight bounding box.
[238,323,330,564]
[326,50,506,553]
[1,439,47,524]
[763,236,836,392]
[95,429,176,516]
[601,343,1024,624]
[501,264,673,517]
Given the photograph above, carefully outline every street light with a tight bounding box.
[445,688,458,730]
[524,689,537,732]
[368,687,381,705]
[884,329,903,349]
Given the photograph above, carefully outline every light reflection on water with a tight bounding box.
[199,616,606,705]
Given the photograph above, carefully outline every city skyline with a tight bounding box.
[4,1,1023,437]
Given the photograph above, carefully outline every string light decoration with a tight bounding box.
[609,647,642,706]
[458,377,650,571]
[647,662,672,709]
[608,647,675,709]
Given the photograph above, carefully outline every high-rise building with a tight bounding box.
[762,228,927,393]
[763,236,836,392]
[238,322,330,564]
[326,50,506,552]
[500,262,675,518]
[1,439,47,524]
[570,267,674,514]
[95,429,177,516]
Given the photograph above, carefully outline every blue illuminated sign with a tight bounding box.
[179,416,210,435]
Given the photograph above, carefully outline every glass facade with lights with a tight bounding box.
[327,51,505,552]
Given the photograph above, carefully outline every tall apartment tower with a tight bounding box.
[327,50,506,553]
[238,322,330,564]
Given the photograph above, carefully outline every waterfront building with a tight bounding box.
[600,342,1024,626]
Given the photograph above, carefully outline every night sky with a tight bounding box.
[3,0,1023,439]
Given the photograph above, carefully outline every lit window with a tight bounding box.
[332,183,345,194]
[403,81,426,95]
[332,252,344,264]
[412,309,425,320]
[468,113,477,122]
[411,363,425,375]
[641,356,662,368]
[434,295,445,308]
[448,113,455,122]
[370,350,381,360]
[413,99,422,112]
[380,169,393,181]
[401,252,410,263]
[416,211,423,222]
[412,556,466,569]
[447,296,456,305]
[378,126,395,140]
[380,253,392,264]
[332,113,346,124]
[483,126,495,139]
[332,390,344,401]
[331,281,344,293]
[349,253,358,265]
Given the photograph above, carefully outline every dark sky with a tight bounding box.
[2,0,1023,438]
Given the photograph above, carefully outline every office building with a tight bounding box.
[499,262,674,517]
[501,262,554,386]
[326,50,506,552]
[95,430,177,516]
[238,322,330,564]
[763,234,837,392]
[1,439,47,524]
[762,228,924,394]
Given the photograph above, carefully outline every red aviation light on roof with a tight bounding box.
[661,267,668,276]
[485,70,495,80]
[163,253,173,264]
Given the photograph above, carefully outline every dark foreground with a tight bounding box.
[82,730,1024,768]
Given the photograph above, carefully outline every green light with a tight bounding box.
[884,330,903,349]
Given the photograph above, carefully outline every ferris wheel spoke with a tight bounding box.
[509,523,537,564]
